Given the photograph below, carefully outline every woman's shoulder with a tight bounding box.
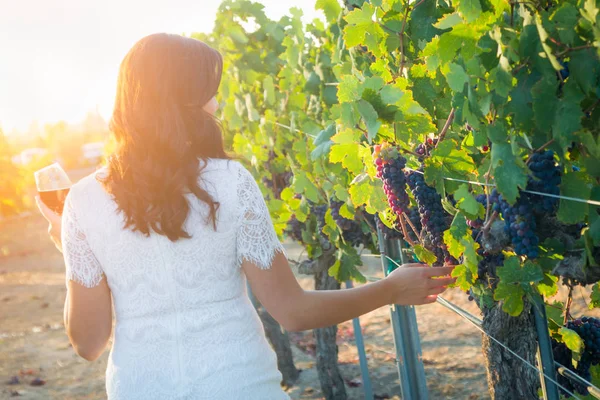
[67,167,110,206]
[202,158,247,177]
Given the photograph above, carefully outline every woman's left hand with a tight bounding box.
[36,196,63,252]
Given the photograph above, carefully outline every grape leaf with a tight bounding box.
[380,85,404,104]
[434,13,463,30]
[497,258,545,284]
[337,75,363,103]
[494,283,525,316]
[329,244,366,283]
[445,63,469,93]
[491,143,528,204]
[444,213,469,258]
[357,99,381,141]
[535,14,562,71]
[263,76,275,106]
[455,0,482,23]
[413,245,438,265]
[590,283,600,309]
[454,184,484,219]
[553,80,585,147]
[293,171,320,203]
[315,0,342,23]
[559,327,584,354]
[531,77,559,132]
[550,2,578,45]
[311,124,336,161]
[424,140,476,194]
[557,171,590,224]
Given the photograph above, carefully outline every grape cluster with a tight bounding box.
[375,146,410,217]
[262,149,292,199]
[527,150,561,214]
[552,340,589,396]
[286,215,305,244]
[311,204,328,235]
[477,250,504,285]
[567,317,600,365]
[330,200,354,230]
[490,189,540,259]
[406,170,452,265]
[415,138,438,160]
[405,207,422,243]
[551,317,600,397]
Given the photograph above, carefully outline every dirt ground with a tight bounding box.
[0,173,596,399]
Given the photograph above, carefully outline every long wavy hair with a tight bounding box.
[99,33,229,241]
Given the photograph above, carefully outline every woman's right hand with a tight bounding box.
[385,263,456,306]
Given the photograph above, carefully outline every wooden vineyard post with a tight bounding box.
[377,227,429,400]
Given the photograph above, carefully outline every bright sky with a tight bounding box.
[0,0,323,133]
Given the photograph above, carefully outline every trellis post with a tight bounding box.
[345,280,374,400]
[532,293,560,400]
[377,228,429,400]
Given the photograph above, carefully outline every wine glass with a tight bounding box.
[34,163,72,216]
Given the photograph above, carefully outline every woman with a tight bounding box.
[36,33,454,399]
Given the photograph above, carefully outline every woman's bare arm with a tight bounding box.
[242,252,454,332]
[64,277,113,361]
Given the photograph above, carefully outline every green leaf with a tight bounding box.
[590,283,600,309]
[330,244,366,283]
[337,75,363,103]
[546,301,565,329]
[491,143,528,204]
[413,245,438,265]
[293,171,320,203]
[497,257,545,284]
[445,63,469,92]
[380,85,404,104]
[434,13,463,30]
[531,77,559,133]
[550,3,578,45]
[485,121,508,144]
[553,80,585,147]
[454,184,484,220]
[455,0,482,23]
[444,214,470,259]
[424,140,476,194]
[330,143,364,175]
[349,178,388,214]
[557,171,590,224]
[535,15,562,71]
[494,283,525,316]
[339,203,354,220]
[263,76,275,106]
[281,36,300,69]
[315,0,342,23]
[560,327,584,354]
[357,99,381,141]
[311,124,336,161]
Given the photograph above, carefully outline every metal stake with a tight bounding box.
[345,280,374,400]
[377,227,428,400]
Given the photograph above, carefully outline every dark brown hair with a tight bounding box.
[100,33,229,241]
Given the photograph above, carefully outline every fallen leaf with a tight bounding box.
[8,376,19,385]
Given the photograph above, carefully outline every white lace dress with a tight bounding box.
[61,159,290,400]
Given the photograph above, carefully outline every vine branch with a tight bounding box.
[556,44,595,58]
[435,108,456,148]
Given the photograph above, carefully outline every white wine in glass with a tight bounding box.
[34,163,72,216]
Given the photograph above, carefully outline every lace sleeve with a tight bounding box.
[61,194,104,288]
[236,165,286,269]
